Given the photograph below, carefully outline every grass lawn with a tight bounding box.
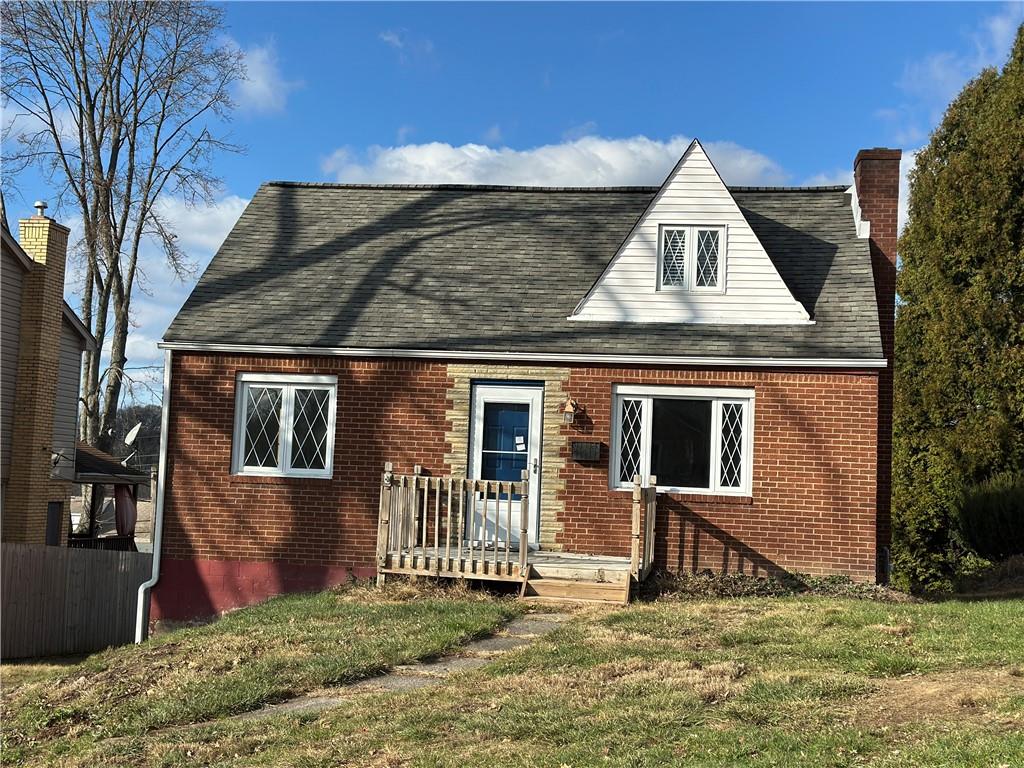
[0,581,518,765]
[3,585,1023,767]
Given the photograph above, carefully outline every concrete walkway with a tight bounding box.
[228,611,573,722]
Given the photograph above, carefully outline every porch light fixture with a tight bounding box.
[562,397,580,424]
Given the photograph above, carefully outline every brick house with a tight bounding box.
[152,140,900,619]
[1,200,95,545]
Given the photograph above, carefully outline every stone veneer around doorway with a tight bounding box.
[443,363,570,551]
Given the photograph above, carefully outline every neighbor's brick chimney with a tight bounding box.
[853,147,901,581]
[2,204,73,544]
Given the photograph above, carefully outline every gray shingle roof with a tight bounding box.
[164,183,882,361]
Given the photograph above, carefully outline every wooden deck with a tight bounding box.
[382,548,630,579]
[376,465,657,604]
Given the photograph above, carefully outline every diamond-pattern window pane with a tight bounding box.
[662,228,687,287]
[290,388,330,471]
[695,229,720,287]
[244,387,282,468]
[719,403,744,488]
[618,399,644,484]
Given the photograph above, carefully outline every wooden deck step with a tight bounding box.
[529,562,630,585]
[523,576,628,604]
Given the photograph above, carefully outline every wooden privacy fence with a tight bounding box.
[1,543,152,659]
[631,475,657,581]
[377,463,530,583]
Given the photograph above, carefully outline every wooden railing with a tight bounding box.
[376,463,530,583]
[630,475,657,580]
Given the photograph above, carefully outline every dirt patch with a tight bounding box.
[581,658,751,703]
[853,668,1024,726]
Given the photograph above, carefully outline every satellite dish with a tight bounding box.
[124,422,142,446]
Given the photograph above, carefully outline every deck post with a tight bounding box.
[644,475,657,580]
[377,463,394,586]
[519,470,529,577]
[630,475,642,578]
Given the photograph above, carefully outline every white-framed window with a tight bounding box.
[611,385,753,495]
[658,224,726,292]
[231,373,338,478]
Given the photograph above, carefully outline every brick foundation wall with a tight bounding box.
[157,352,882,618]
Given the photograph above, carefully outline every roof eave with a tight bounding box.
[158,339,887,368]
[2,227,35,271]
[62,301,96,350]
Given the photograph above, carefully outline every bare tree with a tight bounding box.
[2,1,243,448]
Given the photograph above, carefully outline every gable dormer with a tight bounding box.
[571,139,811,324]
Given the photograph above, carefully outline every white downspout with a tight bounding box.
[135,349,172,643]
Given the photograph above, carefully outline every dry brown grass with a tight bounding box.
[850,668,1024,726]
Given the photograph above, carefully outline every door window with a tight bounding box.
[480,402,528,496]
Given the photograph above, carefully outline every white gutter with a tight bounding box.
[135,349,172,643]
[158,341,887,369]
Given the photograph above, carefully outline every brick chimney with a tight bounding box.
[3,205,73,544]
[853,147,901,581]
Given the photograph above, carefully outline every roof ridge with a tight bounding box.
[729,185,850,192]
[265,181,660,192]
[263,181,850,193]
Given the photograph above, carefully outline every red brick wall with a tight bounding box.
[854,148,901,579]
[161,354,452,566]
[557,368,880,579]
[156,353,881,618]
[154,353,452,618]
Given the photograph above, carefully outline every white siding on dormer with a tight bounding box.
[572,140,811,324]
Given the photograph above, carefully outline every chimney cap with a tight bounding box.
[854,148,902,166]
[33,200,48,217]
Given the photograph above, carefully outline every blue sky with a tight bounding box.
[3,1,1022,403]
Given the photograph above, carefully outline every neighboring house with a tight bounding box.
[152,141,900,619]
[1,200,95,545]
[68,442,150,552]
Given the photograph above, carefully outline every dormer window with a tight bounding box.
[658,225,726,292]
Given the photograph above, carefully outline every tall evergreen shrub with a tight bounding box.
[893,26,1024,591]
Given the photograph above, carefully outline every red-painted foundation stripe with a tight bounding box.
[151,558,376,621]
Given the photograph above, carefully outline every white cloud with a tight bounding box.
[898,147,922,233]
[562,120,598,141]
[379,30,404,49]
[320,147,353,178]
[378,29,436,66]
[396,124,416,144]
[880,3,1023,145]
[802,169,854,187]
[2,102,78,145]
[320,135,789,187]
[899,3,1022,103]
[152,195,249,254]
[62,194,249,400]
[234,40,302,114]
[482,124,503,145]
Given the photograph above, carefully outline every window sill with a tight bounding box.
[611,487,753,505]
[229,473,334,484]
[662,491,753,506]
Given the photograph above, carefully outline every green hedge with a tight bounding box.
[955,473,1024,560]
